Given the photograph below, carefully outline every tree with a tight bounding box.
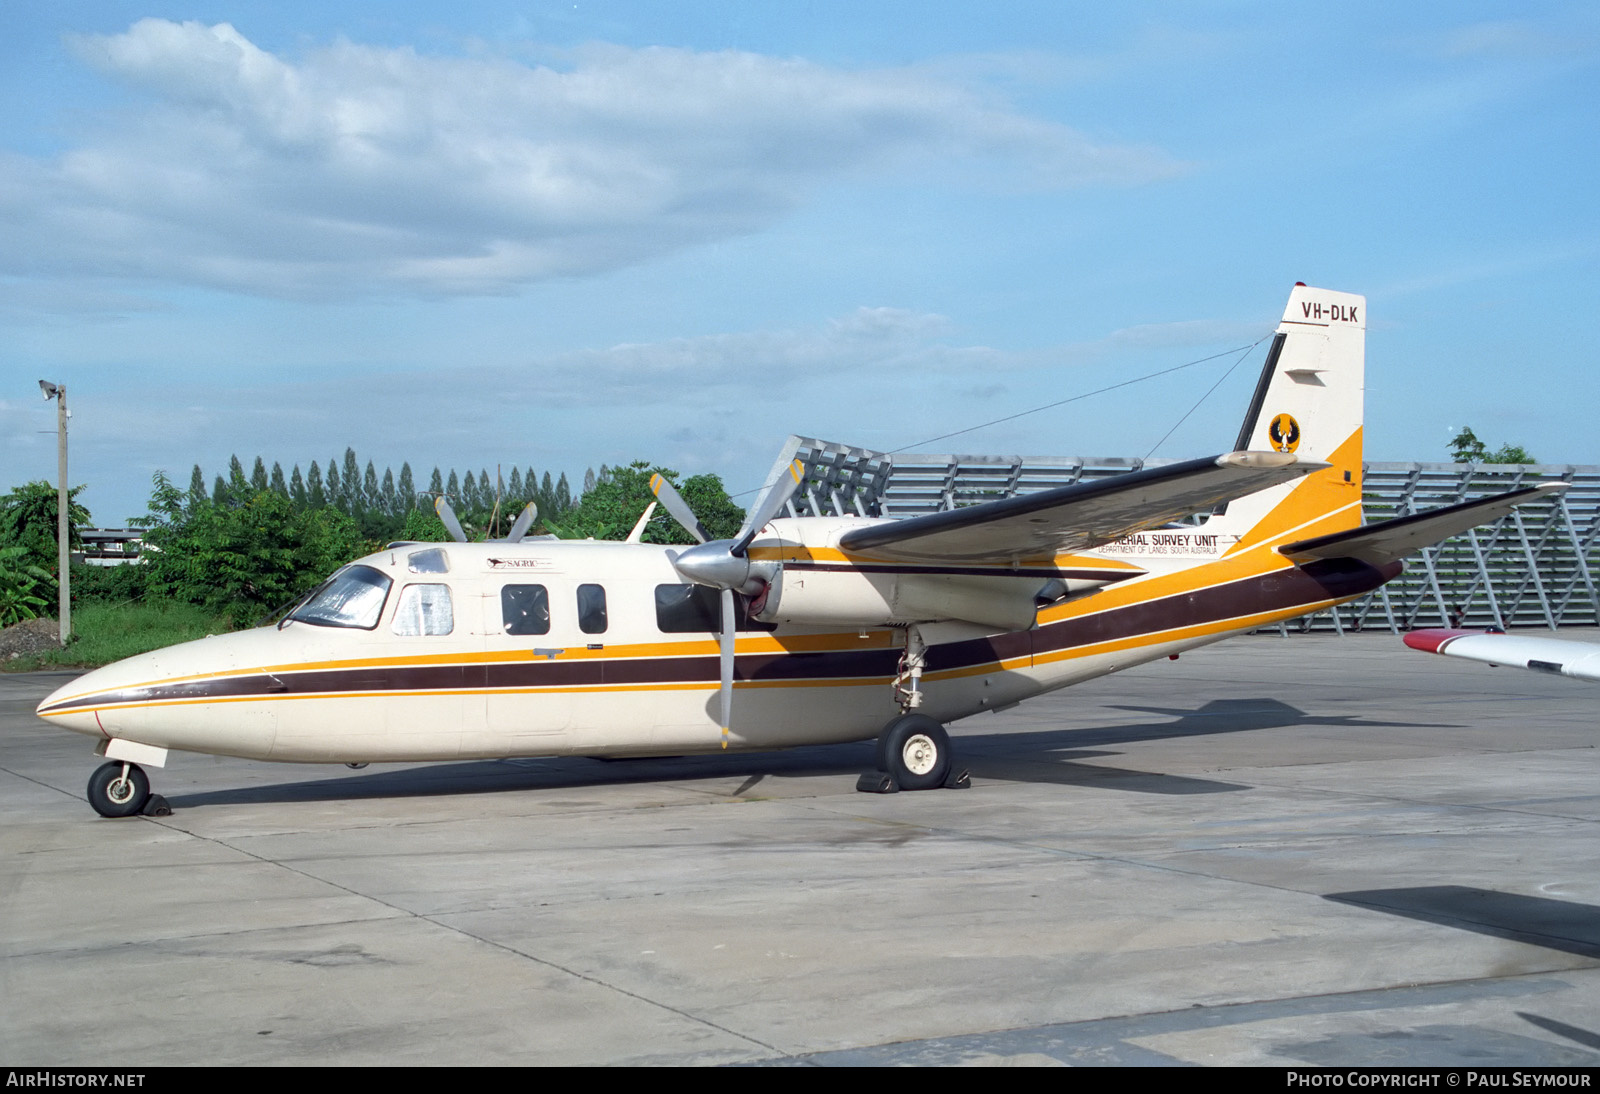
[398,464,416,509]
[1449,426,1535,464]
[1491,443,1536,464]
[1449,427,1488,462]
[269,462,288,496]
[550,462,743,543]
[250,457,269,493]
[289,464,307,508]
[1,480,91,567]
[188,465,208,510]
[140,471,366,624]
[342,449,361,512]
[0,544,52,626]
[307,462,325,509]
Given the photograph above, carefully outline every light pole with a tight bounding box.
[38,380,69,646]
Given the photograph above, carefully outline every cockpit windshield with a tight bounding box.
[287,565,392,630]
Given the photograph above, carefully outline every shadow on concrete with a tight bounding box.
[162,696,1403,808]
[1517,1012,1600,1052]
[1324,885,1600,959]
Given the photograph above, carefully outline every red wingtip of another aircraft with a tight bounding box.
[1403,628,1479,654]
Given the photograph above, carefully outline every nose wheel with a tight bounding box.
[87,761,152,818]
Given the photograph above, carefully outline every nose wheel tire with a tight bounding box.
[877,714,952,791]
[88,761,151,818]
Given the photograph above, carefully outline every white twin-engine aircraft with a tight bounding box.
[39,284,1565,817]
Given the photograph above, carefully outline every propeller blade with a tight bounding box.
[626,501,658,544]
[732,458,805,556]
[505,501,538,542]
[649,472,711,544]
[719,587,736,748]
[434,496,468,543]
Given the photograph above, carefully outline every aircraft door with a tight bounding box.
[479,582,573,753]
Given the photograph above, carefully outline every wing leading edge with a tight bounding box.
[836,451,1324,564]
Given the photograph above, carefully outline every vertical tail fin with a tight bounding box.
[1213,284,1366,549]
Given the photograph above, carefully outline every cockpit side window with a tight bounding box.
[288,565,392,630]
[392,583,455,636]
[407,548,450,574]
[502,585,550,635]
[577,584,608,635]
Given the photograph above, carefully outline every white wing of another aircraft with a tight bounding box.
[1404,629,1600,682]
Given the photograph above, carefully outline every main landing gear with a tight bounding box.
[86,762,170,818]
[857,626,971,794]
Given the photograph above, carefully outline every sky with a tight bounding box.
[3,2,1597,524]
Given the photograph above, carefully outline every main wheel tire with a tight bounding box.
[88,761,150,818]
[878,714,951,791]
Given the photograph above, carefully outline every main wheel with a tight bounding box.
[88,761,150,818]
[878,714,952,791]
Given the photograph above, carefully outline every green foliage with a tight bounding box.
[1448,427,1488,462]
[70,560,151,607]
[3,600,231,671]
[0,480,90,614]
[1490,443,1536,464]
[400,507,447,542]
[550,461,744,543]
[140,471,366,624]
[1449,426,1535,464]
[1,480,91,563]
[0,545,52,626]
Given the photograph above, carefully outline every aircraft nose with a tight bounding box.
[35,663,116,735]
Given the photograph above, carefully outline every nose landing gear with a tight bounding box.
[86,762,170,818]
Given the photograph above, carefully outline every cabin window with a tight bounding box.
[288,565,391,630]
[577,584,608,634]
[654,584,776,633]
[392,583,454,636]
[502,584,550,636]
[407,548,449,574]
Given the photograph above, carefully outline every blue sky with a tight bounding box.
[4,2,1597,523]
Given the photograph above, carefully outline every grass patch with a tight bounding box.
[5,601,236,672]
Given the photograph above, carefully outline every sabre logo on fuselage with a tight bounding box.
[1301,302,1359,322]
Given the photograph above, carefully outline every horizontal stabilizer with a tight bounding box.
[1279,482,1568,566]
[838,451,1324,564]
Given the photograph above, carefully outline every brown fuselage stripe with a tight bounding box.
[39,558,1396,714]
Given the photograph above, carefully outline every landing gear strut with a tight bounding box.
[859,628,972,794]
[87,761,150,818]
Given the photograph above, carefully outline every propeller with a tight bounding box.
[431,496,536,544]
[651,460,807,746]
[503,501,538,543]
[434,496,468,543]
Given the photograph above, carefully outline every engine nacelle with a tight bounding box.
[756,567,1088,631]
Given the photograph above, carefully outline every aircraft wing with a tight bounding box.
[1278,482,1568,566]
[1405,628,1600,683]
[836,451,1322,564]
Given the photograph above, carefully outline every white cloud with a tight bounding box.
[2,20,1182,301]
